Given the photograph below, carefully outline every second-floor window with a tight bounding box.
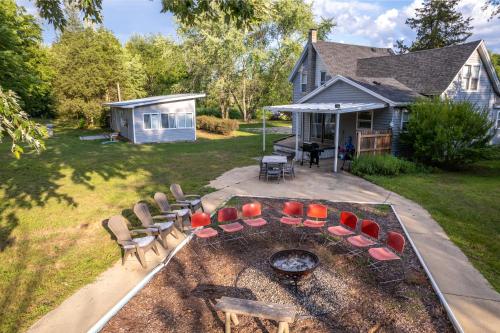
[496,110,500,129]
[320,71,327,85]
[461,64,480,91]
[301,67,307,92]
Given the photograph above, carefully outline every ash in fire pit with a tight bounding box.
[270,249,319,291]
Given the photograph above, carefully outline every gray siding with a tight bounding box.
[133,100,196,144]
[372,107,392,131]
[443,50,500,144]
[306,81,384,104]
[110,107,134,141]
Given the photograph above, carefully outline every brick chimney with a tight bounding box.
[307,29,317,93]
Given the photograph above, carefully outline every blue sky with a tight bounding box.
[17,0,500,52]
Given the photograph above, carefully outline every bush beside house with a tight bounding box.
[196,115,239,135]
[351,154,420,176]
[401,98,492,169]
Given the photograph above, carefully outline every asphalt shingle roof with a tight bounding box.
[313,40,482,102]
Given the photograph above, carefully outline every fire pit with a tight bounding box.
[269,249,319,291]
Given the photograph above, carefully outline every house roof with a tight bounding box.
[356,40,483,96]
[103,94,206,109]
[313,41,394,78]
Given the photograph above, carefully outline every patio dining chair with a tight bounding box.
[154,192,191,232]
[283,158,295,180]
[241,202,268,238]
[134,202,176,248]
[259,158,267,180]
[278,201,304,240]
[265,163,282,183]
[170,184,204,212]
[346,219,380,256]
[217,207,247,246]
[300,203,328,244]
[190,212,219,253]
[368,231,406,284]
[326,211,358,248]
[107,215,159,268]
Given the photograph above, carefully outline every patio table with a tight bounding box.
[262,155,288,181]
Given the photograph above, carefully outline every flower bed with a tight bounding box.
[103,197,453,332]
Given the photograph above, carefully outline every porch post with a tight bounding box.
[262,112,266,152]
[334,111,340,173]
[295,113,299,160]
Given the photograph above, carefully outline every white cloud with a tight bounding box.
[309,0,500,52]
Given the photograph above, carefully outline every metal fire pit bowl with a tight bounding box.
[269,249,320,291]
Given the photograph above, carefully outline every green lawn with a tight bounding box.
[364,158,500,292]
[0,126,285,332]
[238,120,292,129]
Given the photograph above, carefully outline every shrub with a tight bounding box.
[401,98,493,169]
[196,115,239,135]
[197,107,242,119]
[351,154,420,176]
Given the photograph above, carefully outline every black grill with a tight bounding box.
[301,142,324,168]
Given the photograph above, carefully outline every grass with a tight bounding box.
[363,158,500,292]
[238,120,292,129]
[0,125,285,332]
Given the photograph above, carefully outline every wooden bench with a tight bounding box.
[215,296,296,333]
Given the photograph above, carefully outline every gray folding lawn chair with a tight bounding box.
[133,202,176,248]
[170,184,204,212]
[154,192,191,232]
[107,215,159,268]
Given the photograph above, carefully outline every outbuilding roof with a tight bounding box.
[104,94,206,109]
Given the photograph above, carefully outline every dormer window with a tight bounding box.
[461,64,480,91]
[301,66,307,92]
[320,71,327,85]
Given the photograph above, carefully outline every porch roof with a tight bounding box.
[264,102,387,114]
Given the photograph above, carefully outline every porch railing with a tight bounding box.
[356,130,392,156]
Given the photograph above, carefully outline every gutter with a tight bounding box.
[390,204,464,333]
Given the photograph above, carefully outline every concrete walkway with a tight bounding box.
[29,163,499,333]
[203,163,500,333]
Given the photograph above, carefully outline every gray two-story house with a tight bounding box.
[266,29,500,171]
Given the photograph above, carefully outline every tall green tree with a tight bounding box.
[490,52,500,79]
[0,0,53,117]
[396,0,472,53]
[179,0,334,120]
[51,25,145,127]
[125,35,187,96]
[483,0,500,19]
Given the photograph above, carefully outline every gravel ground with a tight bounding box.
[103,197,454,333]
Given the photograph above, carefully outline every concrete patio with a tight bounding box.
[29,162,500,333]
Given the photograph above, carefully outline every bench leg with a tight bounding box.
[225,312,231,333]
[278,322,285,333]
[230,313,239,326]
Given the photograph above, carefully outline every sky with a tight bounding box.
[17,0,500,52]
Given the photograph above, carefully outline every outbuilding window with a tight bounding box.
[161,113,176,129]
[356,111,373,130]
[143,113,160,130]
[461,64,480,91]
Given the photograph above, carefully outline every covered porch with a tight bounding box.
[263,103,392,172]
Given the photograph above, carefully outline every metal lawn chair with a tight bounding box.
[154,192,191,232]
[190,212,219,253]
[241,202,268,238]
[278,201,304,240]
[217,207,247,246]
[368,231,406,284]
[346,219,380,256]
[107,215,159,268]
[300,203,328,244]
[326,211,358,249]
[265,163,282,182]
[134,202,176,248]
[170,184,204,212]
[283,158,295,180]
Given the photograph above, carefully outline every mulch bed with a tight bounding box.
[103,196,454,333]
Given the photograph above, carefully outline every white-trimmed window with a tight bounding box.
[177,113,194,128]
[401,109,410,131]
[356,111,373,130]
[461,64,480,91]
[161,113,176,129]
[496,110,500,129]
[143,113,160,130]
[300,66,307,92]
[320,71,327,85]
